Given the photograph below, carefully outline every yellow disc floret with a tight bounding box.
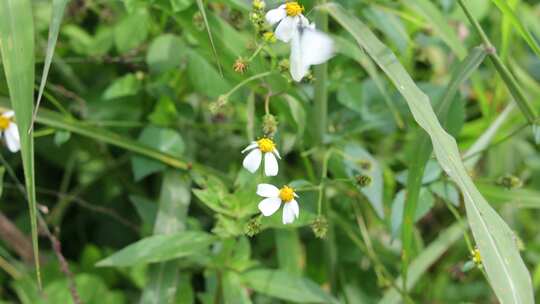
[257,138,275,153]
[0,116,10,130]
[279,185,295,202]
[285,2,303,17]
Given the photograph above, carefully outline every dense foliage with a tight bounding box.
[0,0,540,303]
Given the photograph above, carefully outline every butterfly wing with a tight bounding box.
[289,27,334,82]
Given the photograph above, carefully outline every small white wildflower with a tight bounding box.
[0,111,20,153]
[256,184,299,224]
[266,1,334,81]
[242,138,281,176]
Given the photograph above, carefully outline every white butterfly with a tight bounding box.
[289,23,334,81]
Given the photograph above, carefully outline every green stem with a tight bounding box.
[457,0,537,124]
[223,71,273,99]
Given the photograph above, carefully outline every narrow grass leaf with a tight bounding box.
[140,172,192,303]
[0,0,40,287]
[489,0,540,57]
[322,3,533,303]
[32,0,69,132]
[401,0,467,59]
[96,231,215,267]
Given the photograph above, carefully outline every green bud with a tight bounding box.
[497,174,522,189]
[356,175,372,187]
[311,216,328,239]
[262,114,278,137]
[245,217,262,237]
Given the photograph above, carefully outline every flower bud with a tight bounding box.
[262,31,276,43]
[355,175,372,187]
[497,174,523,189]
[245,217,262,237]
[252,0,266,10]
[278,59,289,73]
[233,57,248,74]
[262,114,278,137]
[311,216,328,239]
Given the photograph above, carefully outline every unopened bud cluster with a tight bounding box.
[311,216,328,239]
[249,0,275,41]
[262,114,278,137]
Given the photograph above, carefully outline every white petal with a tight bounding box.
[242,148,262,173]
[241,142,257,153]
[273,148,281,159]
[5,123,20,153]
[282,203,296,224]
[258,197,282,216]
[264,152,278,176]
[275,16,299,43]
[257,183,280,198]
[3,111,14,118]
[265,5,286,25]
[289,199,300,218]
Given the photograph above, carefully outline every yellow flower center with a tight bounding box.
[285,2,303,17]
[257,138,275,153]
[279,186,295,202]
[0,116,11,130]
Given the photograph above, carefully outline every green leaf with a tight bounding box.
[148,96,178,126]
[170,0,192,11]
[489,0,540,57]
[114,8,149,53]
[275,230,302,275]
[102,73,141,100]
[96,231,214,267]
[131,126,185,181]
[391,188,434,238]
[33,0,69,131]
[323,4,533,303]
[0,0,40,287]
[241,269,339,304]
[146,34,185,74]
[186,49,230,98]
[379,222,465,304]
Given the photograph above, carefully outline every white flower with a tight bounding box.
[257,183,299,224]
[266,2,334,81]
[242,138,281,176]
[0,111,20,153]
[265,2,307,43]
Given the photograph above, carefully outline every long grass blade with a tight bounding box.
[0,0,40,287]
[195,0,223,76]
[489,0,540,57]
[322,3,534,303]
[30,0,69,133]
[400,46,486,290]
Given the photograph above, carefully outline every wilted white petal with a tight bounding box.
[264,152,278,176]
[275,16,298,43]
[241,142,258,153]
[243,148,262,173]
[257,183,280,198]
[5,123,20,153]
[289,199,300,218]
[3,111,14,118]
[258,197,282,216]
[282,203,296,224]
[265,5,286,25]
